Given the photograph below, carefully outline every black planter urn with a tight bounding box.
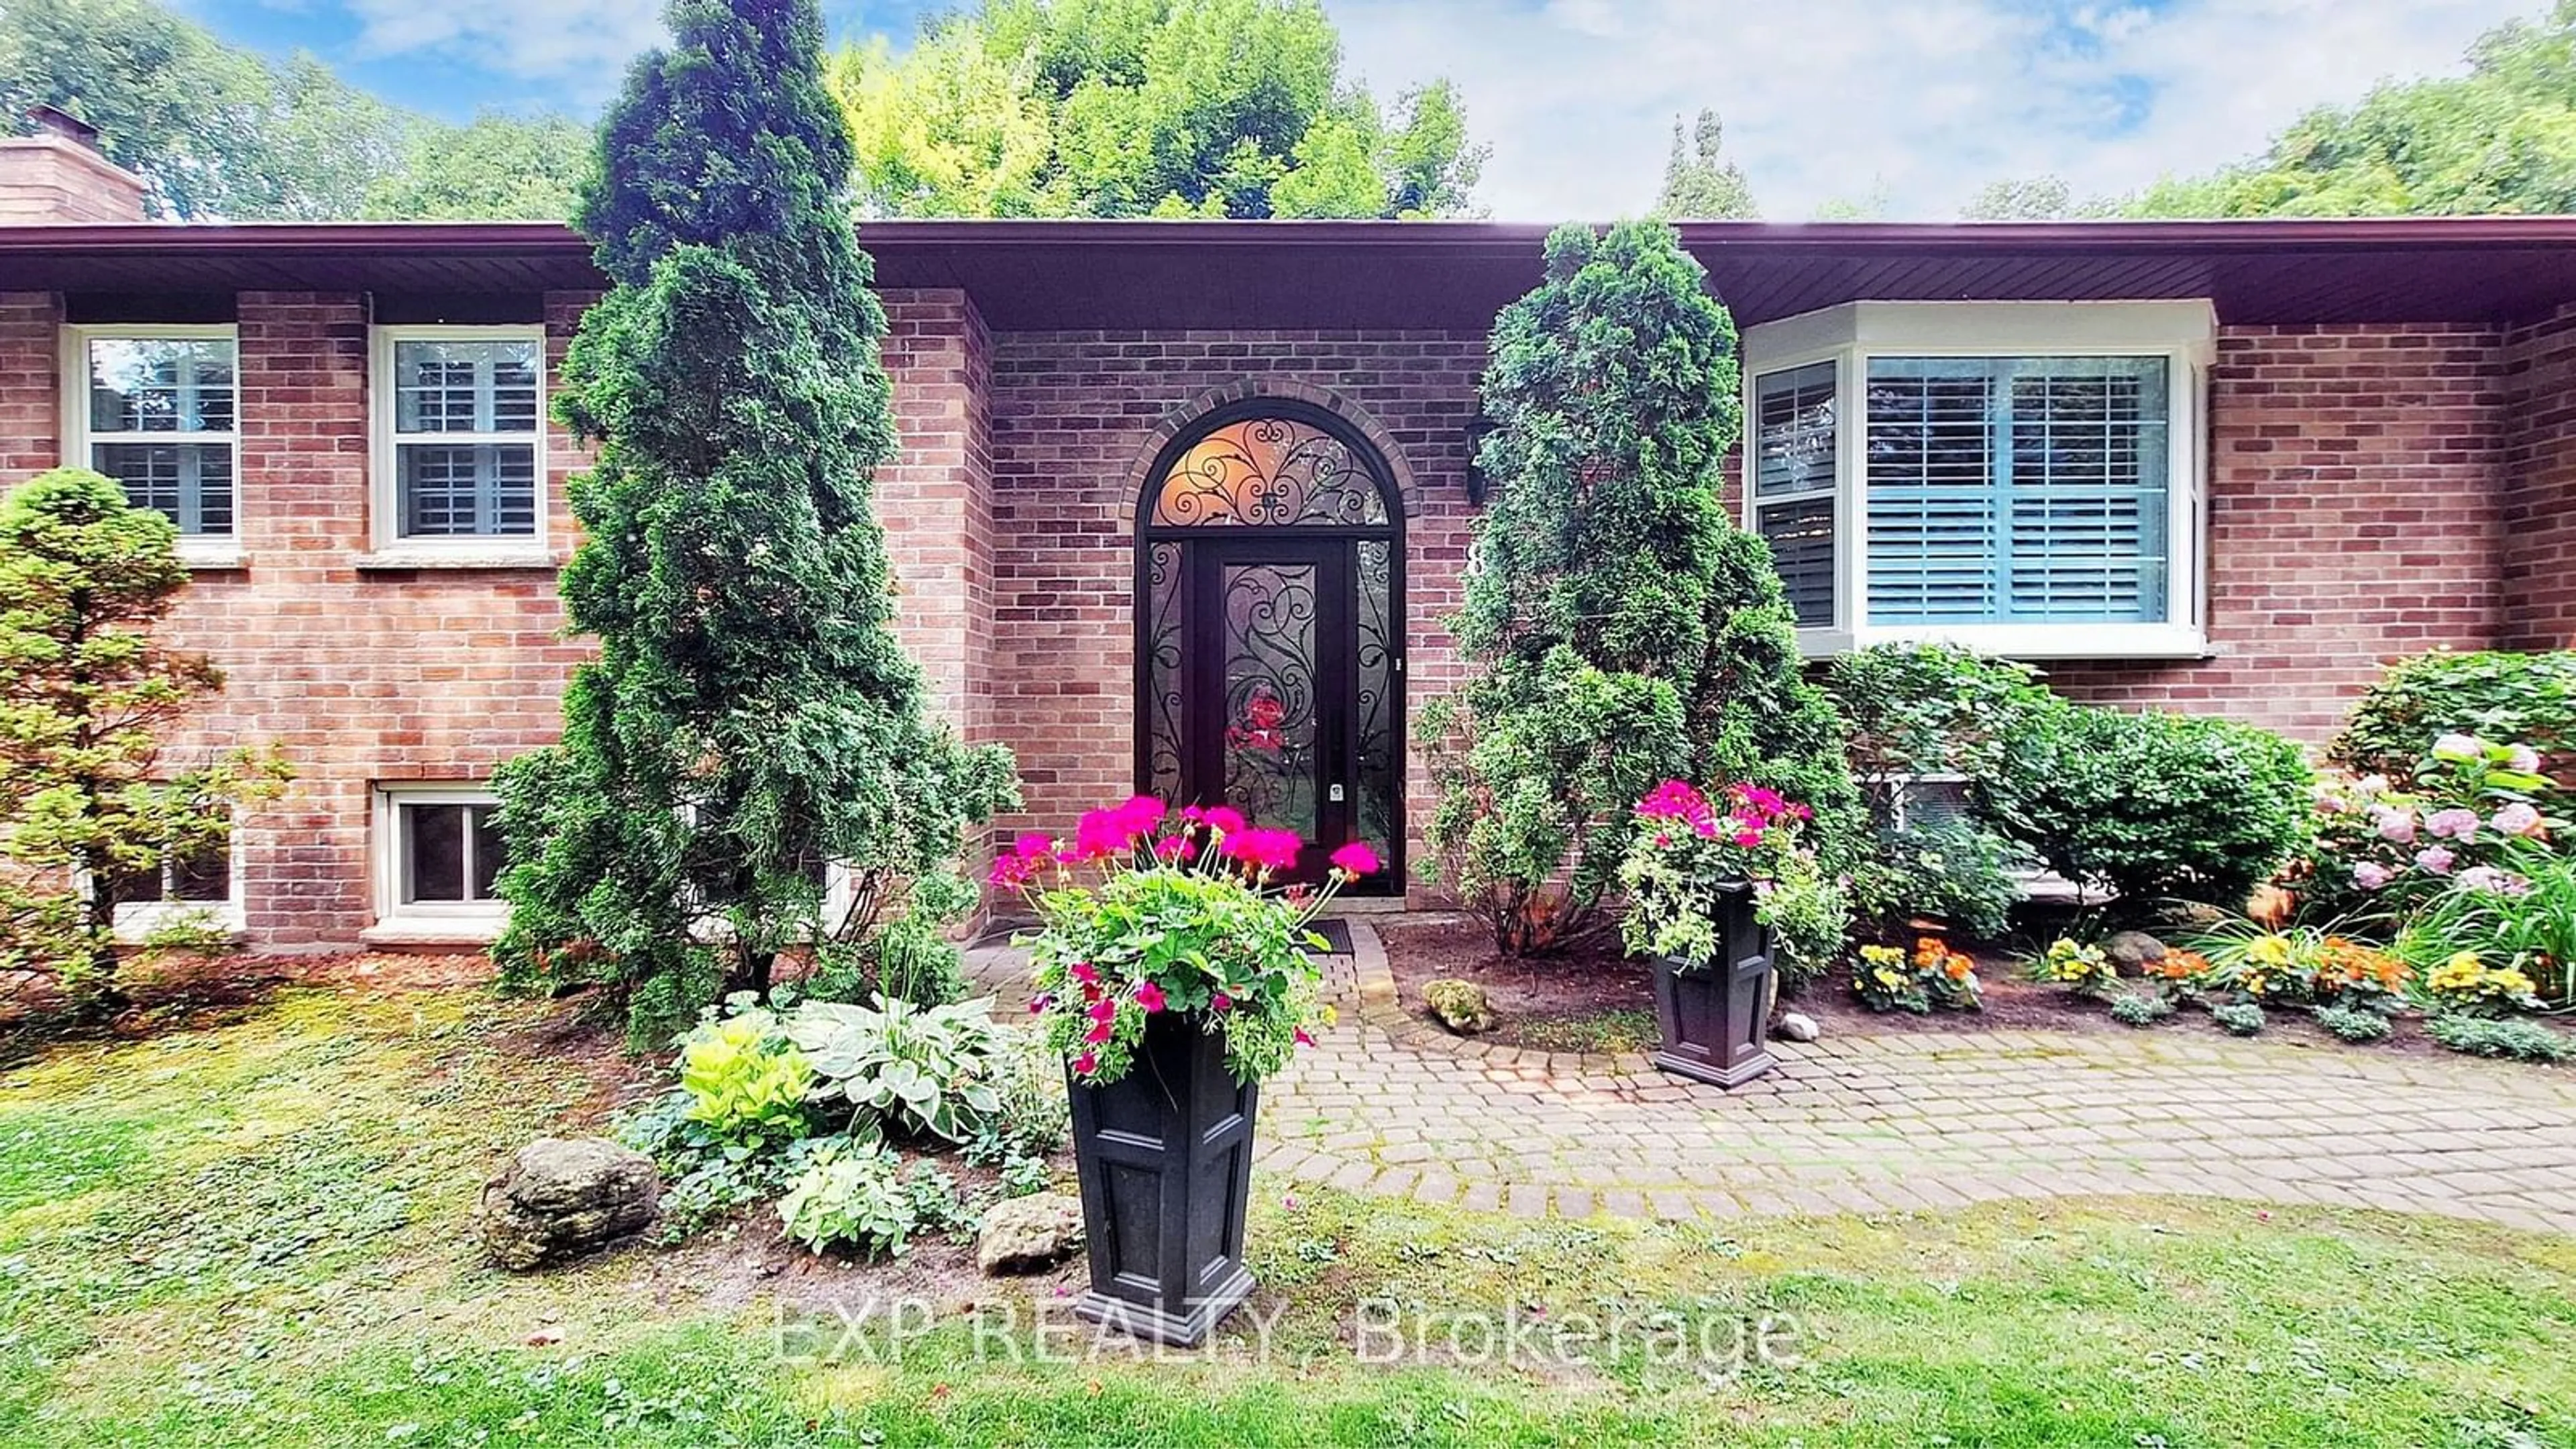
[1649,885,1778,1087]
[1065,1010,1260,1346]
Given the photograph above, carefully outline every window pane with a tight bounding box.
[93,441,233,536]
[398,443,539,537]
[470,806,506,901]
[404,803,467,902]
[170,837,231,903]
[393,339,540,435]
[1754,362,1837,498]
[1864,356,2169,626]
[87,338,235,435]
[1757,496,1837,629]
[107,861,165,905]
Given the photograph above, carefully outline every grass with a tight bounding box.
[1508,1007,1662,1055]
[2,985,2575,1446]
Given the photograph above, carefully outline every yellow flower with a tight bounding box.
[1873,967,1902,988]
[2247,936,2294,967]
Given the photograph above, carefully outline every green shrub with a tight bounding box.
[675,1005,815,1150]
[1823,642,2053,817]
[2108,994,2172,1027]
[805,875,978,1008]
[1978,703,2312,914]
[777,1142,919,1256]
[2312,1005,2391,1042]
[2425,1014,2573,1063]
[2334,649,2576,776]
[2211,1001,2267,1036]
[1423,220,1858,953]
[787,994,1006,1143]
[1847,817,2031,940]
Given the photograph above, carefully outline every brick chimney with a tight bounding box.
[0,105,150,223]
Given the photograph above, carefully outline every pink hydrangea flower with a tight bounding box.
[2457,865,2532,896]
[1329,841,1380,876]
[1134,981,1167,1013]
[2351,861,2394,891]
[2373,807,2418,846]
[2492,802,2544,837]
[2432,733,2484,763]
[2425,808,2480,841]
[2507,745,2543,775]
[2416,845,2457,875]
[2311,784,2349,815]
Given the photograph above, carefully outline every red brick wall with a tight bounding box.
[2049,323,2508,741]
[879,290,998,747]
[0,292,60,485]
[2503,304,2576,649]
[986,329,1485,895]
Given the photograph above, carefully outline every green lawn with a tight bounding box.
[3,985,2574,1446]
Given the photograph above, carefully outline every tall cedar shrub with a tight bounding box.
[494,0,1017,1044]
[1423,221,1858,955]
[0,470,289,1014]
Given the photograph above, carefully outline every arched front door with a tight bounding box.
[1135,402,1403,893]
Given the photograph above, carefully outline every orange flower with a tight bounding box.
[1943,956,1972,981]
[1913,936,1949,971]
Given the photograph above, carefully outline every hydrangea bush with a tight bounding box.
[1615,778,1849,983]
[1001,796,1364,1087]
[2294,733,2562,924]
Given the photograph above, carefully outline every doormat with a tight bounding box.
[1308,918,1354,956]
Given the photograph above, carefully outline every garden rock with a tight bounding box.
[977,1192,1084,1275]
[2104,931,2168,974]
[477,1137,660,1271]
[1774,1012,1820,1043]
[1423,978,1497,1034]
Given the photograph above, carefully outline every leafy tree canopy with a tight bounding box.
[824,0,1486,217]
[1652,107,1757,219]
[0,0,586,219]
[2128,1,2576,217]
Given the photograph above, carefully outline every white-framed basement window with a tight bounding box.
[369,326,546,555]
[61,324,240,564]
[101,824,246,941]
[374,785,509,937]
[1741,301,2214,659]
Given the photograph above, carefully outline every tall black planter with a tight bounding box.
[1065,1010,1258,1346]
[1649,885,1776,1087]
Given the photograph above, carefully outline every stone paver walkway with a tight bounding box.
[969,922,2576,1234]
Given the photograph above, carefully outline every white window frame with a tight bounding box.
[1740,301,2214,661]
[374,784,510,938]
[85,827,248,942]
[59,323,243,567]
[368,325,549,559]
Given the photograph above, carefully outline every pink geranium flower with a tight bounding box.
[1329,841,1380,876]
[1212,991,1234,1013]
[2458,865,2533,896]
[1201,806,1247,837]
[1154,835,1189,862]
[1222,826,1302,875]
[1028,993,1053,1014]
[1135,981,1167,1013]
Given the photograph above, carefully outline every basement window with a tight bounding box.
[103,824,244,938]
[64,325,239,557]
[376,786,509,936]
[1740,301,2213,660]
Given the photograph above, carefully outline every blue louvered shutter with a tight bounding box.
[1864,356,2169,625]
[1751,361,1838,627]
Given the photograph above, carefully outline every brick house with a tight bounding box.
[5,123,2576,954]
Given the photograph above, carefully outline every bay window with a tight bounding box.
[1740,301,2210,659]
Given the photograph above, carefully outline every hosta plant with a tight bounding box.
[776,1140,918,1256]
[676,1001,815,1150]
[786,994,1007,1143]
[1618,778,1849,982]
[1002,796,1363,1087]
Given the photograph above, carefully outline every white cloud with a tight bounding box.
[342,0,665,96]
[1330,0,2539,219]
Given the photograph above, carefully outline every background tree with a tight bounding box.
[1959,174,2112,221]
[1652,107,1757,219]
[1423,221,1858,955]
[0,470,288,1016]
[826,0,1486,218]
[493,0,1016,1043]
[2127,1,2576,217]
[0,0,584,219]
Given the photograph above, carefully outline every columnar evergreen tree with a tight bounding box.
[494,0,1017,1042]
[0,469,288,1015]
[1652,108,1758,219]
[1423,221,1858,955]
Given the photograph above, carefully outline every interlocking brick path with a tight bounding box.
[967,924,2576,1233]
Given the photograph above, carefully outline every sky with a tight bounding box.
[180,0,2542,219]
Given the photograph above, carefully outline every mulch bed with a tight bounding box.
[1375,914,2473,1060]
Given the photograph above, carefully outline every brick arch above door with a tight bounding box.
[1116,380,1427,529]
